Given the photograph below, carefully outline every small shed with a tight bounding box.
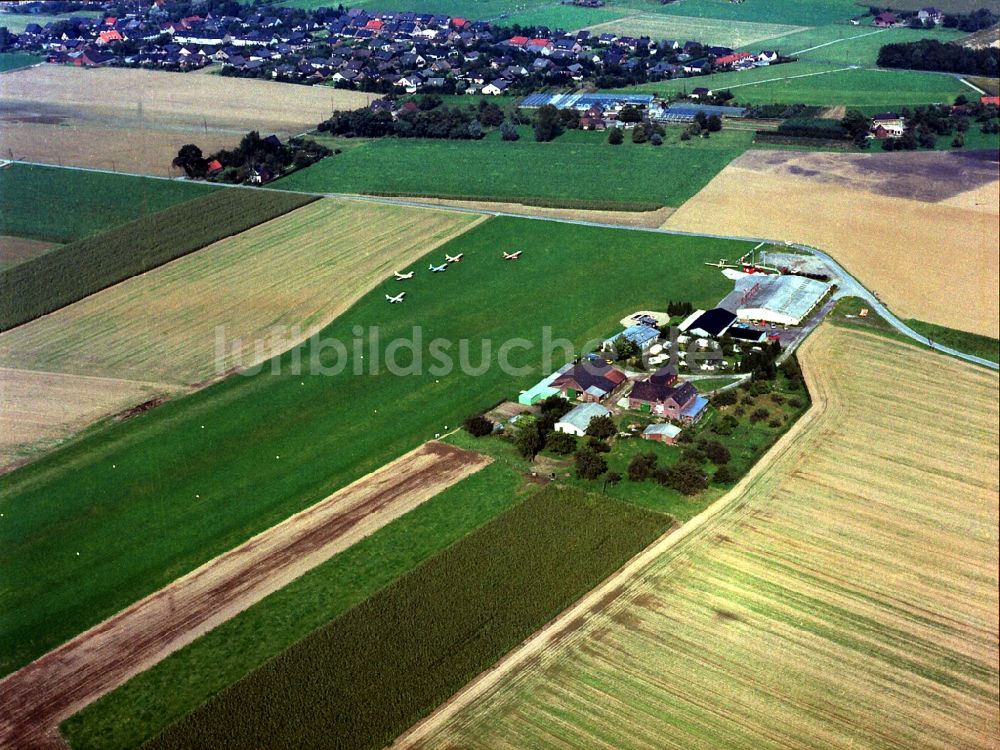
[555,403,612,436]
[642,423,682,444]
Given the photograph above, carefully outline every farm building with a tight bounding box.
[726,326,766,344]
[686,308,736,338]
[551,360,627,402]
[602,324,660,353]
[555,403,612,436]
[720,274,831,327]
[628,372,707,424]
[642,423,682,444]
[519,92,654,111]
[676,309,706,333]
[518,363,572,405]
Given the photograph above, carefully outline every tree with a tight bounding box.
[172,143,208,178]
[546,431,577,455]
[575,447,608,479]
[702,440,731,465]
[466,120,483,139]
[713,465,735,484]
[606,471,623,485]
[515,423,544,460]
[499,120,520,141]
[627,451,658,481]
[706,114,722,132]
[533,104,564,142]
[631,124,648,144]
[463,414,494,437]
[661,461,708,495]
[478,101,504,127]
[607,127,624,145]
[610,334,639,361]
[585,415,617,440]
[679,130,691,141]
[649,132,663,146]
[539,395,572,419]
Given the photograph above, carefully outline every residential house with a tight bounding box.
[551,361,627,402]
[482,77,510,95]
[873,12,899,27]
[629,377,706,424]
[642,423,682,444]
[869,111,905,138]
[602,324,660,354]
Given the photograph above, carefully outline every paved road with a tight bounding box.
[6,159,997,370]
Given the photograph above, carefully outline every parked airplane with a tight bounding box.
[502,250,522,260]
[385,292,406,303]
[429,263,447,273]
[445,253,464,263]
[394,270,414,280]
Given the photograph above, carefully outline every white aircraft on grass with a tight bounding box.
[502,250,522,260]
[385,292,406,303]
[429,263,447,273]
[445,253,464,263]
[393,270,414,280]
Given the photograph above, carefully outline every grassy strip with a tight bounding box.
[142,486,671,750]
[0,217,737,677]
[61,463,525,750]
[357,191,664,212]
[0,163,218,243]
[904,318,999,364]
[0,189,315,331]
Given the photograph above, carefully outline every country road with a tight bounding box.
[5,158,997,371]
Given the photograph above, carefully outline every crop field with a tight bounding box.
[0,199,483,384]
[498,5,624,30]
[666,149,1000,337]
[0,441,490,748]
[61,461,526,750]
[408,325,1000,750]
[0,368,180,470]
[0,235,57,271]
[634,0,861,26]
[0,189,314,331]
[142,487,672,750]
[277,130,751,209]
[0,216,738,678]
[752,24,963,65]
[0,163,217,243]
[881,0,1000,12]
[0,52,41,72]
[0,11,101,32]
[628,61,970,107]
[586,13,806,48]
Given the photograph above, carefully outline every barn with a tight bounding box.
[642,423,682,444]
[555,403,612,436]
[722,274,831,327]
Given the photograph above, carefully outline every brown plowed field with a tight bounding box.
[665,149,1000,338]
[0,441,490,749]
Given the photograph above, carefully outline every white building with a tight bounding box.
[732,274,831,326]
[555,403,612,436]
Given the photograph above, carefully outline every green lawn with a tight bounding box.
[626,61,970,108]
[745,24,963,65]
[276,128,752,209]
[905,319,1000,364]
[0,52,41,72]
[0,163,219,243]
[0,10,102,32]
[62,463,527,750]
[0,216,740,678]
[620,0,863,26]
[140,487,670,750]
[498,4,625,29]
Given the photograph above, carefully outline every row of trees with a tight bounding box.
[877,38,999,77]
[172,132,330,183]
[318,103,488,140]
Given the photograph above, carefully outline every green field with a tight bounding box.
[0,163,219,243]
[745,24,963,65]
[0,52,41,72]
[0,216,739,678]
[905,319,1000,364]
[498,4,623,29]
[586,12,806,48]
[62,462,526,750]
[628,61,969,107]
[0,10,102,32]
[0,189,315,331]
[277,128,752,209]
[633,0,862,26]
[142,487,671,750]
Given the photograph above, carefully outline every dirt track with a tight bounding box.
[392,340,832,749]
[0,441,489,749]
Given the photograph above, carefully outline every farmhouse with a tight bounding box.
[628,368,707,424]
[721,274,831,327]
[869,112,905,138]
[642,423,682,444]
[551,360,627,402]
[873,12,899,27]
[554,403,612,436]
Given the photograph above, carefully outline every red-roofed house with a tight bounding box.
[97,29,123,45]
[508,35,529,47]
[873,12,898,26]
[366,19,384,31]
[104,16,117,25]
[714,52,753,69]
[206,159,223,175]
[451,17,470,28]
[981,96,1000,106]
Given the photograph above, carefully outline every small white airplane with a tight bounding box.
[385,292,406,304]
[393,270,414,280]
[429,263,447,273]
[445,253,464,263]
[502,250,522,260]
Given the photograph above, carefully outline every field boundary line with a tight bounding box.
[0,365,180,391]
[392,332,832,748]
[790,28,887,56]
[0,442,491,749]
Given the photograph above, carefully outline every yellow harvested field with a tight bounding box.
[0,368,178,470]
[0,199,483,385]
[0,65,373,134]
[666,150,1000,338]
[408,325,1000,750]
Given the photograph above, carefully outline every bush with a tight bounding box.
[713,390,738,406]
[768,418,782,428]
[608,127,624,145]
[463,414,494,437]
[499,120,520,141]
[712,414,739,436]
[750,407,770,424]
[585,415,617,440]
[587,438,611,453]
[649,132,663,146]
[788,397,803,409]
[702,440,731,465]
[713,465,735,484]
[516,423,543,459]
[770,393,785,405]
[575,448,608,479]
[627,451,658,481]
[658,462,708,495]
[546,431,577,455]
[606,471,622,485]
